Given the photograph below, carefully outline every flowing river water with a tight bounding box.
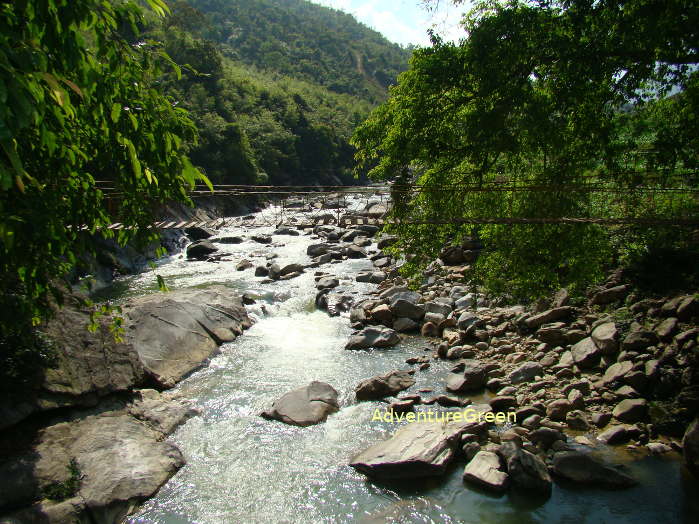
[96,202,698,524]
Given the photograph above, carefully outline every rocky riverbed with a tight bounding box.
[1,195,698,523]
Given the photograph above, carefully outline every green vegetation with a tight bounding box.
[152,0,410,185]
[0,0,210,364]
[42,459,81,501]
[354,0,699,301]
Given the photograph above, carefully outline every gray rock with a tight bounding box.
[261,381,339,426]
[683,418,699,476]
[612,398,647,423]
[186,240,218,260]
[0,412,185,523]
[529,427,565,449]
[590,284,631,305]
[498,441,552,496]
[546,399,573,421]
[213,236,243,244]
[535,323,568,346]
[446,360,487,392]
[236,259,253,271]
[597,424,640,445]
[345,326,400,350]
[316,276,339,290]
[591,322,619,354]
[393,317,419,332]
[457,312,481,331]
[525,307,575,329]
[355,370,416,400]
[307,243,332,257]
[349,421,473,479]
[602,361,634,385]
[463,451,509,492]
[356,271,386,283]
[571,337,603,369]
[424,301,452,317]
[273,227,300,236]
[280,263,305,277]
[125,286,252,387]
[184,226,214,240]
[509,362,544,384]
[622,330,658,351]
[390,292,425,320]
[678,296,699,320]
[551,451,637,488]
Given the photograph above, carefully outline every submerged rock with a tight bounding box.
[261,381,340,427]
[551,451,637,488]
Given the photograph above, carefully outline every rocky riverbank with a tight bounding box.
[2,195,697,522]
[0,286,251,522]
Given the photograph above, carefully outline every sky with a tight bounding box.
[309,0,471,47]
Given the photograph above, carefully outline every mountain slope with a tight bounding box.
[173,0,412,103]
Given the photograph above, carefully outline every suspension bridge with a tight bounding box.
[96,177,699,230]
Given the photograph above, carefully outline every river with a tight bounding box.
[97,201,699,523]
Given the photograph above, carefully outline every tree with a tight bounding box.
[0,1,211,341]
[353,0,699,300]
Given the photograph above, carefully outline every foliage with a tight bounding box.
[353,0,699,301]
[0,1,211,345]
[177,0,412,104]
[154,2,407,186]
[42,459,81,501]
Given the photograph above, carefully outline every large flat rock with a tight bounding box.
[125,286,251,387]
[349,421,474,479]
[0,410,186,523]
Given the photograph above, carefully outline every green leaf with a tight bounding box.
[111,102,121,124]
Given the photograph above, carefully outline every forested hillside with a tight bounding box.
[155,0,411,186]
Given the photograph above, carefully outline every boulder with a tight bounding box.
[612,398,647,423]
[597,424,640,445]
[307,244,332,257]
[571,337,603,369]
[393,317,419,332]
[345,326,400,350]
[349,421,472,479]
[273,227,300,236]
[591,322,619,354]
[0,301,146,431]
[446,360,487,392]
[462,451,509,493]
[546,399,573,421]
[677,296,699,321]
[356,271,386,284]
[601,361,634,385]
[184,226,214,240]
[509,362,543,384]
[498,441,552,496]
[251,235,272,244]
[590,284,631,305]
[622,329,658,351]
[186,240,218,260]
[125,286,252,387]
[390,292,425,320]
[316,276,339,290]
[261,382,339,426]
[0,412,185,523]
[525,307,575,329]
[280,263,305,277]
[683,418,699,476]
[345,245,367,259]
[236,259,253,271]
[529,427,565,449]
[213,236,243,244]
[551,451,637,488]
[355,370,416,401]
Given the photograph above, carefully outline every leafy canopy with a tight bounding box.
[353,0,699,300]
[0,0,211,332]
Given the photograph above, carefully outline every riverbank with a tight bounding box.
[1,196,697,523]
